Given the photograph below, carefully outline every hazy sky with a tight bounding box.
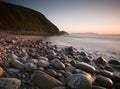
[2,0,120,34]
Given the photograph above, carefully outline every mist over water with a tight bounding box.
[46,34,120,60]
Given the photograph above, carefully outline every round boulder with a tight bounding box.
[95,76,113,88]
[31,70,63,89]
[66,74,94,89]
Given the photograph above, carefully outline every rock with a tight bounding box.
[24,63,37,71]
[7,68,20,74]
[66,46,76,52]
[65,65,75,73]
[111,74,120,83]
[38,60,50,68]
[39,56,49,61]
[0,67,3,77]
[100,70,113,78]
[95,57,107,66]
[51,59,65,70]
[28,59,38,64]
[10,54,19,59]
[47,69,57,77]
[95,76,113,88]
[10,58,24,69]
[82,56,90,63]
[52,86,66,89]
[31,70,63,89]
[92,86,106,89]
[66,74,94,89]
[75,62,96,74]
[108,60,120,65]
[61,56,72,63]
[114,83,120,89]
[80,51,88,57]
[47,50,57,55]
[108,60,120,71]
[0,78,21,89]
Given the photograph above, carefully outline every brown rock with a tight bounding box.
[31,70,63,89]
[0,67,3,77]
[95,76,113,88]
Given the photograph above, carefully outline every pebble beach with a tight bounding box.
[0,33,120,89]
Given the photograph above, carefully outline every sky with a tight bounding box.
[2,0,120,34]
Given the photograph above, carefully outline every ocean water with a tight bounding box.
[46,34,120,60]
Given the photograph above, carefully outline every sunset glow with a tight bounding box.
[3,0,120,34]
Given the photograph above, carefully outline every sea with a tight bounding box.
[46,34,120,60]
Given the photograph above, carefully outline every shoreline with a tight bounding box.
[0,34,120,89]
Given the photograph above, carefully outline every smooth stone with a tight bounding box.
[66,46,76,52]
[47,69,57,77]
[61,56,72,63]
[114,83,120,89]
[38,60,50,68]
[82,56,90,63]
[95,76,113,88]
[7,68,20,74]
[92,86,106,89]
[65,65,75,73]
[108,60,120,65]
[52,86,66,89]
[28,59,38,64]
[95,57,107,65]
[10,54,19,59]
[31,70,63,89]
[47,54,56,60]
[111,74,120,83]
[75,62,96,74]
[39,56,48,61]
[51,59,65,70]
[66,74,94,89]
[24,63,37,71]
[80,51,88,57]
[100,70,113,78]
[10,58,24,69]
[0,67,3,77]
[0,78,21,89]
[47,50,57,55]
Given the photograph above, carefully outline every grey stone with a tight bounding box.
[0,78,21,89]
[51,59,65,69]
[75,62,96,74]
[66,74,94,89]
[38,59,50,68]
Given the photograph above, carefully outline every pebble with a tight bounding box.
[51,59,65,69]
[92,86,106,89]
[24,63,37,71]
[10,58,24,69]
[38,59,50,68]
[0,67,3,77]
[100,70,113,78]
[66,73,94,89]
[52,86,66,89]
[0,36,119,89]
[75,62,96,74]
[95,57,107,66]
[31,70,63,89]
[0,78,21,89]
[95,76,113,88]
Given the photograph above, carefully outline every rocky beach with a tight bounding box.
[0,33,120,89]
